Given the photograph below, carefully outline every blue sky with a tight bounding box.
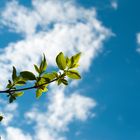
[0,0,140,140]
[77,1,140,140]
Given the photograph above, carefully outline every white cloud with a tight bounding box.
[25,86,96,140]
[0,0,111,87]
[0,0,38,37]
[111,1,118,10]
[0,99,18,126]
[2,127,32,140]
[1,87,96,140]
[0,0,111,140]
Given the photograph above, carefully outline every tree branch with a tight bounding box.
[0,78,58,94]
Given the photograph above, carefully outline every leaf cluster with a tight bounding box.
[0,52,82,122]
[56,52,81,83]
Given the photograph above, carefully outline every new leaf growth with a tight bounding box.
[0,52,81,122]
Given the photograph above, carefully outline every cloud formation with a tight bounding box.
[0,99,18,126]
[0,0,111,86]
[25,86,96,140]
[0,0,111,139]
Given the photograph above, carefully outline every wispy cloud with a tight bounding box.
[0,0,111,87]
[2,126,32,140]
[0,0,111,139]
[25,86,96,140]
[0,99,18,127]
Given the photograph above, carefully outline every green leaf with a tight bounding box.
[57,78,68,85]
[72,52,81,64]
[20,71,36,80]
[37,77,47,85]
[0,115,3,122]
[13,92,24,97]
[70,64,79,69]
[9,96,16,103]
[52,71,59,78]
[66,57,71,67]
[66,70,81,79]
[6,83,11,88]
[16,80,26,85]
[57,79,62,85]
[35,77,49,92]
[12,66,17,82]
[67,52,81,69]
[56,52,66,70]
[34,64,40,74]
[41,86,48,92]
[39,54,47,73]
[42,73,57,80]
[61,79,68,85]
[6,80,12,88]
[36,89,43,99]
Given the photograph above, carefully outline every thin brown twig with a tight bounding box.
[0,78,58,94]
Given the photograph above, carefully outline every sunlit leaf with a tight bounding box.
[39,54,47,73]
[71,64,79,69]
[72,52,81,64]
[13,92,24,97]
[67,52,81,69]
[37,77,46,84]
[52,71,59,78]
[42,73,57,80]
[56,52,66,70]
[66,57,71,68]
[41,86,48,92]
[66,70,81,79]
[57,79,62,85]
[35,77,49,91]
[34,64,40,74]
[36,89,42,99]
